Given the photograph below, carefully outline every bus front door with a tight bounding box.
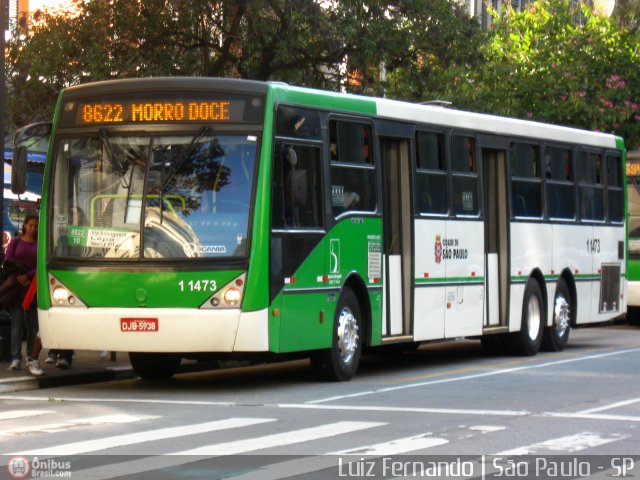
[381,138,413,339]
[482,148,510,328]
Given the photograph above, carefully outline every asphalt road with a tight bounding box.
[1,323,640,479]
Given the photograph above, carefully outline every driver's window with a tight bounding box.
[272,143,323,229]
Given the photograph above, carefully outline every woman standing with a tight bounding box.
[5,212,38,371]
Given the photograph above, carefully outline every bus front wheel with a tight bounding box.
[542,279,572,351]
[507,280,545,356]
[129,352,181,380]
[310,288,362,382]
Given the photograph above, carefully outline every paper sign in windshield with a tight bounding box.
[68,226,134,250]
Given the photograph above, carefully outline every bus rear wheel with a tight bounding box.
[542,279,572,351]
[310,287,362,382]
[129,352,181,380]
[507,280,545,356]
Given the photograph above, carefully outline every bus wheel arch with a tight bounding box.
[342,274,371,347]
[129,352,182,381]
[310,275,369,382]
[542,272,574,351]
[507,274,546,356]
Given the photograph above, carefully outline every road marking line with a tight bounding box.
[174,420,385,456]
[577,397,640,414]
[222,433,449,480]
[0,414,157,438]
[469,425,506,433]
[0,395,238,406]
[5,417,275,456]
[0,396,528,416]
[0,410,54,421]
[496,431,627,455]
[307,348,640,404]
[334,433,448,455]
[273,403,529,416]
[71,421,385,480]
[544,412,640,422]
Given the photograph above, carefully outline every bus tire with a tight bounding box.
[129,352,181,380]
[507,280,545,356]
[542,279,572,351]
[628,307,640,326]
[310,288,362,382]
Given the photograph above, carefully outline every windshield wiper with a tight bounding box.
[154,126,210,224]
[98,128,126,177]
[159,126,210,193]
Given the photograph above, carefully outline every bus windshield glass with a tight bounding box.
[51,132,258,260]
[628,156,640,257]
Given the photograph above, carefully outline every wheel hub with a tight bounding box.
[527,294,541,340]
[337,307,359,363]
[554,294,570,337]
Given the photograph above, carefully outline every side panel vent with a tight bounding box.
[599,263,621,313]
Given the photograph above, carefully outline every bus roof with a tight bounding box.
[59,77,621,150]
[268,82,621,150]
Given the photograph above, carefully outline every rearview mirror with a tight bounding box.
[11,146,27,195]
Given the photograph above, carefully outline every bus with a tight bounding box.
[627,150,640,323]
[3,123,49,246]
[11,78,626,381]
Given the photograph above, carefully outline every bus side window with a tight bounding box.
[606,153,623,223]
[272,143,322,229]
[415,130,447,215]
[451,135,479,215]
[577,150,605,221]
[510,142,542,218]
[545,146,575,220]
[329,120,376,217]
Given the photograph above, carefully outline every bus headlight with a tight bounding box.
[49,274,86,307]
[52,287,76,305]
[200,273,245,309]
[223,287,241,306]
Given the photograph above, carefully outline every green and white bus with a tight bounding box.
[627,150,640,323]
[12,78,626,381]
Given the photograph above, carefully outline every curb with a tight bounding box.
[0,367,136,394]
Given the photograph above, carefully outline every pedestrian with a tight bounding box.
[22,277,43,376]
[5,212,38,371]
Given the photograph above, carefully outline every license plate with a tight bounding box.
[120,318,158,332]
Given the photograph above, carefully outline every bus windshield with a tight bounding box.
[629,175,640,257]
[51,132,258,260]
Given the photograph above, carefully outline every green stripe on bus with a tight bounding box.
[415,276,484,284]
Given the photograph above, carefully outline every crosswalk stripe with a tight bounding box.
[9,417,276,456]
[175,420,386,456]
[497,431,627,455]
[0,410,54,421]
[0,414,158,438]
[334,433,448,455]
[222,433,449,480]
[72,421,386,480]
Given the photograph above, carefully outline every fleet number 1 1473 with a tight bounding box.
[178,280,217,292]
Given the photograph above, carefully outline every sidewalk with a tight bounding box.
[0,350,136,394]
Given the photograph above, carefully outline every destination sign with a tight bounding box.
[627,157,640,177]
[60,92,263,126]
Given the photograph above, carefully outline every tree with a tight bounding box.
[5,0,481,131]
[438,0,640,149]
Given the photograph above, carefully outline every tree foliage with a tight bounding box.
[5,0,481,130]
[6,0,640,149]
[437,0,640,149]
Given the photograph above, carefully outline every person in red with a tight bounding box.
[5,212,38,371]
[22,278,43,375]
